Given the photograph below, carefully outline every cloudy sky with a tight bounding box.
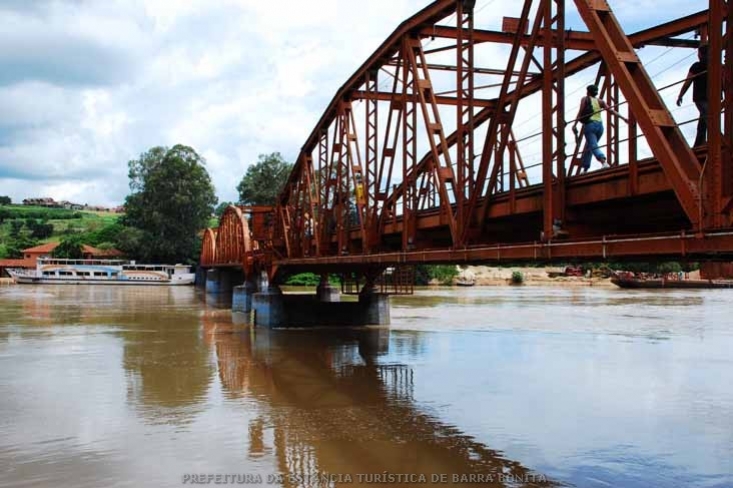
[0,0,699,207]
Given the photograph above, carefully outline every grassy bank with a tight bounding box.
[0,205,121,258]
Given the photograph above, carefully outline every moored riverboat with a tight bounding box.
[611,272,733,289]
[7,258,194,285]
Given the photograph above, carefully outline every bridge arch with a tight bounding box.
[214,205,252,271]
[200,228,217,266]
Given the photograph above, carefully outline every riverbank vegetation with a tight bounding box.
[122,145,217,263]
[510,271,524,285]
[237,153,292,206]
[283,265,460,287]
[0,205,122,259]
[1,145,218,265]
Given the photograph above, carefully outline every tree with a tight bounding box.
[76,222,125,247]
[122,145,217,263]
[26,219,54,239]
[114,226,146,258]
[414,265,460,285]
[3,235,38,258]
[236,152,293,205]
[52,236,84,259]
[9,219,24,238]
[127,146,168,193]
[0,196,11,205]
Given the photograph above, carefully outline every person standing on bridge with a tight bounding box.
[572,84,627,173]
[677,45,708,147]
[303,212,314,256]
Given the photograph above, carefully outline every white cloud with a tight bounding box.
[0,0,700,206]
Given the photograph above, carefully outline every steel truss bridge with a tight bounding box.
[201,0,733,286]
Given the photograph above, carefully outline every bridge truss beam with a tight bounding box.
[202,1,731,279]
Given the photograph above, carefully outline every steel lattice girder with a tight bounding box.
[202,2,730,270]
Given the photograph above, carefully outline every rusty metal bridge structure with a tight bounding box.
[201,0,733,287]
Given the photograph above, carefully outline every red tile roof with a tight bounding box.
[22,242,59,254]
[0,258,35,268]
[21,242,124,258]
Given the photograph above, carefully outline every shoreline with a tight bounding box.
[447,265,616,287]
[441,278,614,287]
[0,270,611,288]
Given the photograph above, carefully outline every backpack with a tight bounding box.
[579,96,595,124]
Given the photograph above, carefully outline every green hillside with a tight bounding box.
[0,205,122,259]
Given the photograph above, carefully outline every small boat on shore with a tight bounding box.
[611,272,733,289]
[455,270,476,287]
[455,277,476,287]
[7,258,194,286]
[547,266,584,278]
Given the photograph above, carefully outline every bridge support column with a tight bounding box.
[316,275,340,302]
[358,286,391,326]
[233,280,258,313]
[205,269,222,294]
[252,286,285,328]
[205,268,240,295]
[195,266,207,288]
[252,286,390,329]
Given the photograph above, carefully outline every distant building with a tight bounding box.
[59,200,84,210]
[20,198,120,212]
[20,242,124,262]
[21,242,59,262]
[22,197,57,207]
[0,242,57,277]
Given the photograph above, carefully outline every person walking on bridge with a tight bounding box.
[677,45,708,147]
[572,84,627,173]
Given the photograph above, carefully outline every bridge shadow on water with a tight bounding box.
[202,308,561,487]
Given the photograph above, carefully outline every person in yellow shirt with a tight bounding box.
[572,85,627,173]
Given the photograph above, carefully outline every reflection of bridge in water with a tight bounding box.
[203,311,558,487]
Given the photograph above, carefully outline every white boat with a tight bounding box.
[455,277,476,287]
[455,269,476,287]
[7,258,195,286]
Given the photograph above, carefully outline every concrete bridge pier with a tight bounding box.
[194,266,207,288]
[316,274,340,302]
[251,282,390,328]
[358,284,390,326]
[252,286,285,328]
[205,268,242,296]
[205,269,222,294]
[232,279,258,313]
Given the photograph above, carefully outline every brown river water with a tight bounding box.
[0,285,731,488]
